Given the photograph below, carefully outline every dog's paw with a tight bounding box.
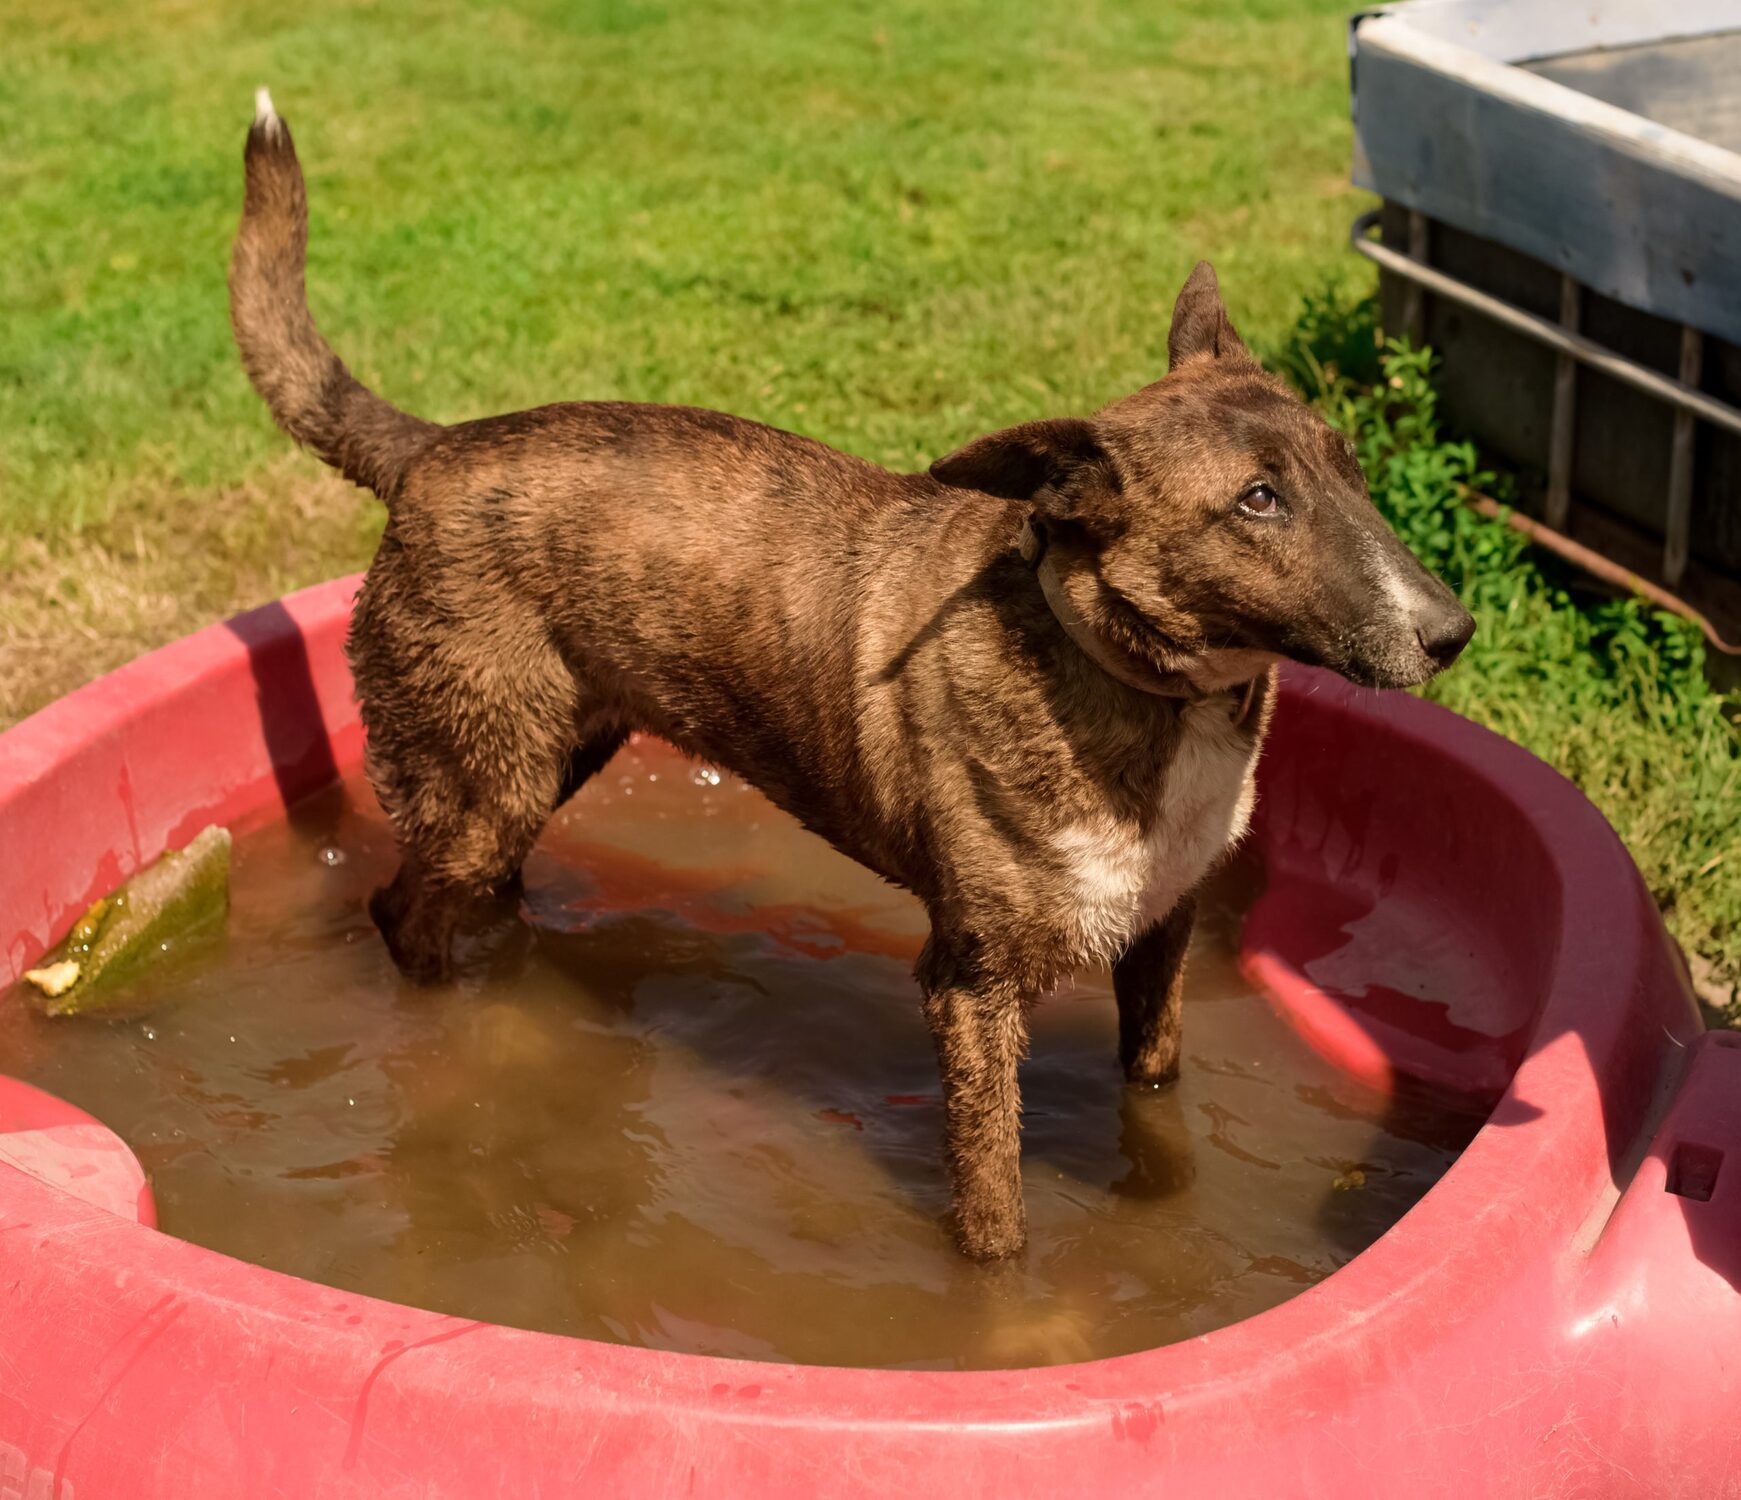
[1121,1046,1182,1089]
[368,886,454,986]
[953,1200,1029,1262]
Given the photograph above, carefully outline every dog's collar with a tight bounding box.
[1018,518,1260,725]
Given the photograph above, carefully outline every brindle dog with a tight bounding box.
[231,92,1472,1259]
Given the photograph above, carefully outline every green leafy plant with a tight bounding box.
[1277,290,1741,1009]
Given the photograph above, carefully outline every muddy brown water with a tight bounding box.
[1,743,1484,1369]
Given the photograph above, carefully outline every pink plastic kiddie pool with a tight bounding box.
[1,576,1737,1498]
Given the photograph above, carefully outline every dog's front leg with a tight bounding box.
[919,936,1030,1260]
[1113,898,1196,1086]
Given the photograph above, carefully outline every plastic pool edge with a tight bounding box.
[1,577,1737,1499]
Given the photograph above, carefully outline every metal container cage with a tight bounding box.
[1349,0,1741,651]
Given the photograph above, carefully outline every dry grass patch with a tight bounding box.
[0,459,377,727]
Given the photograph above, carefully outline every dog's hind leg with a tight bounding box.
[1112,899,1195,1086]
[365,718,576,983]
[366,712,590,982]
[351,577,591,983]
[555,726,630,810]
[490,724,629,897]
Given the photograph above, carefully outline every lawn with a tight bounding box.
[1,0,1365,718]
[3,0,1736,1004]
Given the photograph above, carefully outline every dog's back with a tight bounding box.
[358,394,1070,896]
[228,95,1025,899]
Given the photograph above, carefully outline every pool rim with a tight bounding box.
[0,574,1709,1495]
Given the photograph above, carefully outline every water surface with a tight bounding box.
[0,743,1482,1368]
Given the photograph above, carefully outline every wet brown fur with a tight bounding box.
[230,101,1471,1259]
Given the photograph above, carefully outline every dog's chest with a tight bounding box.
[1053,702,1260,961]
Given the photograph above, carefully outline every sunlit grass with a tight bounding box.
[4,0,1732,1004]
[0,0,1366,537]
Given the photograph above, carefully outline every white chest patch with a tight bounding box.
[1053,701,1260,963]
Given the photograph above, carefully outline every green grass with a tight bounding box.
[0,0,1365,539]
[2,0,1736,999]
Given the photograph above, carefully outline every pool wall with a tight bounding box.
[0,579,1737,1497]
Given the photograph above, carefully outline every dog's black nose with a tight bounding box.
[1415,603,1476,669]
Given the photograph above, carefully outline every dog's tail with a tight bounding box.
[229,89,436,500]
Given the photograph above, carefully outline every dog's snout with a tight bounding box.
[1414,601,1475,670]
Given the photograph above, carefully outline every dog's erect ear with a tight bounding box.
[929,417,1115,518]
[1167,261,1253,370]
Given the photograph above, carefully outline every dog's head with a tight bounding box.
[931,262,1473,691]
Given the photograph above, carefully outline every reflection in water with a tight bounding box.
[0,743,1483,1369]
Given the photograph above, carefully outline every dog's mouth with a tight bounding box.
[1088,565,1473,696]
[1334,643,1453,691]
[1286,608,1476,691]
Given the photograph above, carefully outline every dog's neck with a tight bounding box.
[1018,517,1260,725]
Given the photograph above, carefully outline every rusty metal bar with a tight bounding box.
[1545,274,1581,531]
[1664,324,1703,587]
[1460,488,1741,657]
[1351,210,1741,440]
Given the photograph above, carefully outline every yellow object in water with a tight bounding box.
[23,960,81,998]
[20,825,231,1016]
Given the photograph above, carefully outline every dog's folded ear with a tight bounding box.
[929,417,1117,518]
[1167,261,1255,371]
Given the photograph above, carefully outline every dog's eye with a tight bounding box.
[1237,483,1281,518]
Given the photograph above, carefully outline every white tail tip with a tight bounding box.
[254,87,278,126]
